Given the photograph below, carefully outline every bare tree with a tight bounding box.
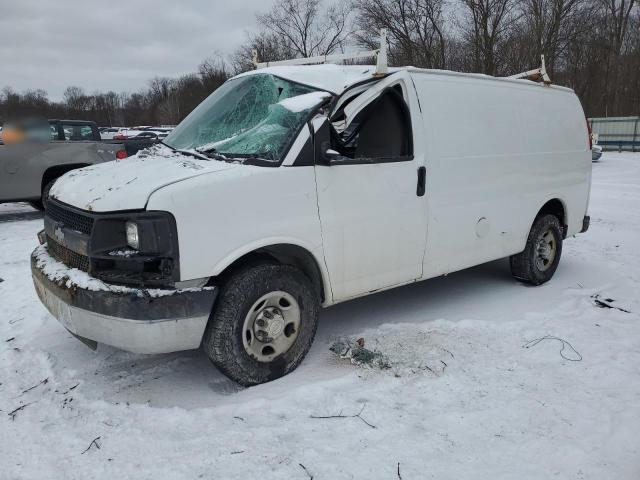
[600,0,637,114]
[459,0,518,75]
[198,55,229,91]
[231,31,297,73]
[2,0,640,124]
[352,0,448,68]
[519,0,589,74]
[256,0,351,58]
[63,86,89,113]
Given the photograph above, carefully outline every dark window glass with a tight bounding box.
[333,89,412,160]
[62,124,94,141]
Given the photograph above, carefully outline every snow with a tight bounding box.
[49,144,238,212]
[31,245,213,298]
[279,91,332,112]
[1,152,640,479]
[237,64,398,94]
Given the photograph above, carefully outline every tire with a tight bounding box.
[202,263,320,386]
[510,214,563,285]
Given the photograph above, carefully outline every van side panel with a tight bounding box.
[410,72,591,278]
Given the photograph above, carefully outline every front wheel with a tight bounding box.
[510,214,563,285]
[202,263,319,386]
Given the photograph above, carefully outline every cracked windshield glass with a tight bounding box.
[164,74,330,163]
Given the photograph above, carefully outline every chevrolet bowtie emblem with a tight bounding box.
[53,224,65,243]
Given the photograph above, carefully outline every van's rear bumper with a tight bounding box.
[31,247,217,354]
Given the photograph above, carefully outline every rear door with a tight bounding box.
[314,71,427,302]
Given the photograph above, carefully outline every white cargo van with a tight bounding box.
[31,62,592,385]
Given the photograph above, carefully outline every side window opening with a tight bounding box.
[330,85,412,161]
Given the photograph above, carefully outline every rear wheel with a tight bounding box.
[202,263,319,386]
[510,214,563,285]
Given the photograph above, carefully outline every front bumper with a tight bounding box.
[31,246,217,354]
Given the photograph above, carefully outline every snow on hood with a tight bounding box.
[49,144,238,212]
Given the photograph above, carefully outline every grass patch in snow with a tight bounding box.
[330,328,455,376]
[330,337,391,370]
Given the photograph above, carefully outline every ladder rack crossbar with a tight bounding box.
[253,29,389,77]
[255,49,379,69]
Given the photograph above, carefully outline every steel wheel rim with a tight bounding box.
[535,229,557,272]
[242,291,301,363]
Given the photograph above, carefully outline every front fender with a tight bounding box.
[146,164,330,302]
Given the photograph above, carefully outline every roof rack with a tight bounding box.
[509,55,551,85]
[254,29,389,77]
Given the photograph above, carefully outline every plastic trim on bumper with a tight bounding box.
[31,249,217,354]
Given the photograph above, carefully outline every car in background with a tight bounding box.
[114,127,172,140]
[114,130,161,154]
[134,131,160,140]
[100,127,126,140]
[142,126,173,138]
[0,119,126,209]
[113,129,144,140]
[592,144,602,161]
[144,129,171,139]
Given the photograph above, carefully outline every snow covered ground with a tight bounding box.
[1,152,639,479]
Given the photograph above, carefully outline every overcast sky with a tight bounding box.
[0,0,275,101]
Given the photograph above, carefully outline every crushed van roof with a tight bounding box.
[235,64,574,95]
[235,65,399,94]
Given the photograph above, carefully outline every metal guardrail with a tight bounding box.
[589,116,640,152]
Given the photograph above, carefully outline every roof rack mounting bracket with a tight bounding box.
[508,55,552,85]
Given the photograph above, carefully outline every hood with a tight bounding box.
[50,145,238,212]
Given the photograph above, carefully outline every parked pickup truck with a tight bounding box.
[0,119,127,209]
[31,64,592,386]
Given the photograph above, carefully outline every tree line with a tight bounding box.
[1,0,638,127]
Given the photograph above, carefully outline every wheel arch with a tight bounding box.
[211,242,330,304]
[533,197,568,238]
[41,163,91,192]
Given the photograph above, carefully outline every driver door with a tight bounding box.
[314,72,427,302]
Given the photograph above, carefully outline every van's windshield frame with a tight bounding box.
[163,74,333,167]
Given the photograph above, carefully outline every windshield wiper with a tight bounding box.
[194,146,231,162]
[159,141,215,161]
[177,149,212,161]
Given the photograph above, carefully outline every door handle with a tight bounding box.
[416,166,426,197]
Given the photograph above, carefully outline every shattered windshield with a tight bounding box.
[164,74,331,163]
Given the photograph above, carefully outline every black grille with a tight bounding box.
[47,235,90,272]
[46,201,94,235]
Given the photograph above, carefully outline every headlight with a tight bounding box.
[125,221,139,249]
[90,211,179,286]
